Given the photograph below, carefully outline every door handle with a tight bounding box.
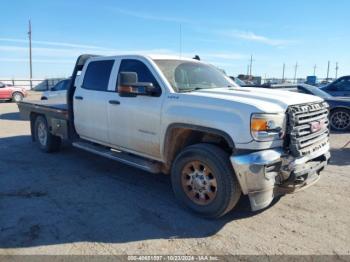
[109,100,120,105]
[75,96,83,100]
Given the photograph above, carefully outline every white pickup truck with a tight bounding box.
[18,54,330,218]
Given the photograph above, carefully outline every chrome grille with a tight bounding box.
[287,102,329,157]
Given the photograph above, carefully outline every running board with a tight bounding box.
[72,141,162,173]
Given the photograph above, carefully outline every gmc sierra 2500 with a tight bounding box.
[18,54,330,218]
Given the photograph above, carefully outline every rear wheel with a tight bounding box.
[12,92,23,102]
[171,143,241,218]
[330,108,350,131]
[34,115,61,152]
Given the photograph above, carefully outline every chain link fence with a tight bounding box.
[0,78,66,91]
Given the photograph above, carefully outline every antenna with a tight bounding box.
[179,24,182,58]
[28,19,33,89]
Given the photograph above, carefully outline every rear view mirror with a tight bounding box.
[118,72,156,96]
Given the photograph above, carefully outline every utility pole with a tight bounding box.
[335,62,339,79]
[246,64,250,76]
[282,63,285,82]
[313,64,317,76]
[28,19,33,89]
[249,55,253,78]
[326,61,330,81]
[293,62,298,84]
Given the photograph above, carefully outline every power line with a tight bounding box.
[293,62,298,83]
[249,55,253,77]
[326,61,330,80]
[335,62,339,79]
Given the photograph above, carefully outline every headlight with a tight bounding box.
[251,113,286,141]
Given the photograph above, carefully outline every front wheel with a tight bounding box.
[171,143,241,218]
[12,92,24,102]
[330,108,350,131]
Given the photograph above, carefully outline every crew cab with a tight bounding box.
[18,55,331,218]
[0,82,27,102]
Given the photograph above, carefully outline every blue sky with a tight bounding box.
[0,0,349,79]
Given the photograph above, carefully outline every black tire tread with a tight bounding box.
[34,115,61,153]
[171,143,241,218]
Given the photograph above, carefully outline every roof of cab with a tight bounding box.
[87,54,201,63]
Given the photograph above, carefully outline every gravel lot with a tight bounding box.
[0,94,349,255]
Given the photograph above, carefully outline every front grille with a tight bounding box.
[287,102,329,157]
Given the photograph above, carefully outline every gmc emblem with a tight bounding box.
[310,120,326,133]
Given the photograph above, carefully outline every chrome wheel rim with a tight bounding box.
[181,161,217,205]
[331,111,350,130]
[14,93,22,102]
[37,122,47,146]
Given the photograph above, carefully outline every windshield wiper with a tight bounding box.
[179,87,210,93]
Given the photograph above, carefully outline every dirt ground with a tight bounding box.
[0,94,349,255]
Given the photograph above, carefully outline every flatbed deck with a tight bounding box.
[17,100,70,140]
[18,100,68,120]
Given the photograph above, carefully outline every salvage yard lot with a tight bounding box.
[0,97,349,255]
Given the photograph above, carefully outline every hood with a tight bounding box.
[326,96,350,102]
[189,87,323,113]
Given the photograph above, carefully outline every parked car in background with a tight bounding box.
[229,76,267,87]
[270,83,350,131]
[321,76,350,97]
[0,82,27,102]
[33,78,66,91]
[41,79,70,102]
[229,76,246,86]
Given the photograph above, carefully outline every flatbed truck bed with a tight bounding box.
[18,100,69,140]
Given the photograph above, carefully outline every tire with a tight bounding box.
[12,92,24,102]
[34,115,61,152]
[330,108,350,132]
[171,143,241,218]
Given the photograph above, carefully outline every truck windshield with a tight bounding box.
[154,60,237,92]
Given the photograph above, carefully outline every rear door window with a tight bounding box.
[82,60,114,91]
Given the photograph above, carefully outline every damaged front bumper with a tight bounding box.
[230,145,330,211]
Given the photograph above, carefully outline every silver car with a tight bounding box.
[41,79,70,103]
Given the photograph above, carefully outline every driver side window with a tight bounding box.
[334,78,350,91]
[52,81,63,91]
[117,59,161,96]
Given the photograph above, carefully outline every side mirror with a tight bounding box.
[118,72,156,97]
